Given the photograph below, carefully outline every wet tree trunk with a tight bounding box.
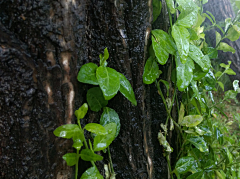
[204,0,240,85]
[0,0,169,178]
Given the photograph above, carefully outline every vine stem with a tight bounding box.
[107,147,115,174]
[166,155,174,179]
[75,149,80,179]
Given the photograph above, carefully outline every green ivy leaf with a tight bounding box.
[100,107,120,138]
[80,149,103,162]
[175,54,194,91]
[206,47,218,59]
[188,136,209,153]
[152,36,169,65]
[186,171,204,179]
[87,87,108,112]
[75,103,88,120]
[153,0,162,23]
[143,56,161,84]
[77,63,99,85]
[93,123,117,151]
[189,44,211,72]
[62,153,77,166]
[72,131,83,150]
[118,73,137,106]
[84,123,107,135]
[53,124,79,139]
[80,166,104,179]
[176,2,198,28]
[96,66,120,100]
[217,42,236,54]
[226,25,240,41]
[172,25,190,64]
[166,0,175,14]
[175,156,195,174]
[180,115,203,127]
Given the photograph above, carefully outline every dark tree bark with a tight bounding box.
[0,0,169,178]
[204,0,240,85]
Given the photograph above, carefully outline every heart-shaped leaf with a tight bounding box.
[94,123,117,151]
[143,56,161,84]
[175,156,195,174]
[78,63,99,85]
[87,87,108,112]
[96,67,120,100]
[75,103,88,120]
[118,73,137,106]
[80,166,104,179]
[152,36,169,65]
[84,123,107,135]
[53,124,80,139]
[100,107,120,138]
[80,149,103,162]
[62,153,77,166]
[172,25,190,64]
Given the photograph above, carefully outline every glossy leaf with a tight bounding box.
[172,25,190,63]
[80,166,104,179]
[217,42,236,54]
[226,25,240,41]
[80,149,103,162]
[62,153,77,166]
[77,63,99,85]
[202,70,216,91]
[84,123,107,135]
[72,132,83,150]
[87,87,108,112]
[178,103,185,124]
[100,48,109,67]
[175,54,194,91]
[176,2,198,28]
[180,115,203,127]
[118,73,137,106]
[93,123,117,151]
[175,156,195,174]
[215,127,223,145]
[96,66,120,100]
[143,56,161,84]
[206,47,218,59]
[158,131,173,153]
[193,64,208,81]
[153,0,162,23]
[100,107,120,138]
[152,36,169,65]
[186,171,204,179]
[189,44,211,72]
[75,103,88,120]
[166,0,175,14]
[188,136,209,152]
[53,124,79,139]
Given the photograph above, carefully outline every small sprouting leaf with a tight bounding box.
[180,115,203,127]
[172,25,190,64]
[202,70,216,91]
[226,25,240,41]
[96,66,120,100]
[87,87,108,112]
[62,153,77,166]
[100,107,120,138]
[166,0,175,14]
[188,136,209,152]
[176,2,198,28]
[93,123,117,151]
[75,103,88,120]
[72,133,83,150]
[118,73,137,106]
[53,124,79,139]
[186,171,204,179]
[143,56,161,84]
[152,36,169,65]
[100,48,109,67]
[189,44,211,72]
[158,131,173,153]
[84,123,107,135]
[217,42,236,54]
[175,54,194,91]
[206,47,218,59]
[153,0,162,23]
[178,103,185,124]
[77,63,99,85]
[80,166,104,179]
[80,149,103,162]
[220,61,231,69]
[225,68,236,75]
[175,156,195,174]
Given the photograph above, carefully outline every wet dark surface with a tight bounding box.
[0,0,168,178]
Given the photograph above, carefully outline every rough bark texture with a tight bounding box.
[204,0,240,85]
[0,0,168,178]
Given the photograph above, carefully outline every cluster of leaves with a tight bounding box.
[54,48,137,178]
[146,0,240,178]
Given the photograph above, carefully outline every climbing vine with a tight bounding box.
[53,48,137,179]
[144,0,240,178]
